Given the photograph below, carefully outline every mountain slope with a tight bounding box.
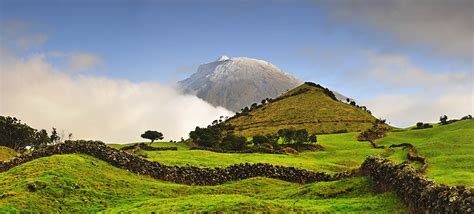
[179,56,302,112]
[226,83,376,136]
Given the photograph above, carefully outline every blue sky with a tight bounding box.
[3,0,470,84]
[1,0,472,141]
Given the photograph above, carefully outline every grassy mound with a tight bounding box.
[227,83,376,136]
[0,146,17,162]
[0,154,405,212]
[377,120,474,186]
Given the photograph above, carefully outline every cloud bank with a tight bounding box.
[360,52,473,126]
[0,52,232,143]
[325,0,474,57]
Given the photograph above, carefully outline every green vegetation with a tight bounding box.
[140,130,164,144]
[0,116,52,151]
[139,132,383,173]
[227,83,376,136]
[0,154,405,212]
[0,146,17,161]
[377,120,474,186]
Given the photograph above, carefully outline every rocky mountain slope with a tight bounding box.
[179,56,302,112]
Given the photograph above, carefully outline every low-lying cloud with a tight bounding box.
[0,52,232,143]
[359,52,473,126]
[324,0,474,58]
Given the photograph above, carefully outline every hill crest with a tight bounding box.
[226,82,376,136]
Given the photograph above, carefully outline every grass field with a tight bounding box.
[377,119,474,186]
[112,132,383,174]
[1,120,471,212]
[0,154,405,212]
[227,84,376,136]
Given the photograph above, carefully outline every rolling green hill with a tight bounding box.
[0,154,405,212]
[227,83,377,136]
[377,119,474,186]
[1,121,472,211]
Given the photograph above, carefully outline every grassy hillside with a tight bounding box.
[377,120,474,186]
[227,83,376,136]
[0,146,17,161]
[0,154,405,212]
[123,132,383,174]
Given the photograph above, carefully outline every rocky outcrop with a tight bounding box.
[0,140,356,185]
[361,156,473,213]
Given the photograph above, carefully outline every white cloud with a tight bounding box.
[365,52,473,88]
[359,52,473,126]
[325,0,474,57]
[0,52,232,143]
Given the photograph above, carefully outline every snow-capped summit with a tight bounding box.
[179,56,303,112]
[216,55,230,61]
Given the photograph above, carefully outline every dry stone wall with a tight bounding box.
[0,140,354,185]
[361,156,473,213]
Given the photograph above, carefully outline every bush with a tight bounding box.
[252,135,269,145]
[461,115,473,120]
[413,122,433,130]
[222,135,248,150]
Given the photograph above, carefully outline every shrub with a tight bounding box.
[222,135,248,150]
[252,135,269,145]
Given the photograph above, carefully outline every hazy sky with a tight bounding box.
[1,0,473,142]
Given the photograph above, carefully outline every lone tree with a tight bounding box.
[439,115,448,125]
[141,130,163,145]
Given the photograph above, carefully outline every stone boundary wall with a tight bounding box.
[190,144,324,154]
[389,143,428,173]
[361,156,472,213]
[0,140,355,185]
[120,143,177,151]
[189,146,284,154]
[138,143,177,151]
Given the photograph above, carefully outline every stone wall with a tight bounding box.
[361,156,473,213]
[121,143,177,151]
[0,140,355,185]
[388,143,428,173]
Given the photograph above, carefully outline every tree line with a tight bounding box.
[0,116,68,151]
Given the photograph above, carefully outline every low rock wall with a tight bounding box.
[361,156,472,213]
[0,140,354,185]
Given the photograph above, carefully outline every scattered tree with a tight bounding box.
[0,116,52,151]
[252,135,269,145]
[50,128,61,144]
[141,130,164,145]
[439,115,448,125]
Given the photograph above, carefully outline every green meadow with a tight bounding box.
[1,120,472,212]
